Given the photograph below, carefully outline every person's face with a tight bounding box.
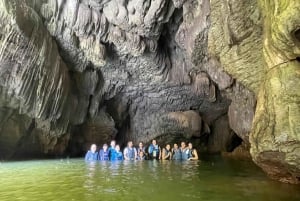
[91,144,97,153]
[128,141,133,148]
[166,144,171,150]
[181,142,186,148]
[111,140,116,147]
[116,145,120,151]
[139,151,144,157]
[152,140,157,145]
[174,144,178,149]
[188,143,193,149]
[139,142,143,147]
[103,145,108,151]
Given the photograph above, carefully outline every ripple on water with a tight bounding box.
[0,158,300,201]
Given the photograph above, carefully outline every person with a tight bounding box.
[172,143,182,160]
[162,144,172,160]
[148,139,161,160]
[123,141,137,160]
[136,141,146,159]
[109,140,117,160]
[85,144,98,161]
[187,142,199,160]
[111,144,123,161]
[137,150,146,160]
[98,144,110,161]
[180,141,189,160]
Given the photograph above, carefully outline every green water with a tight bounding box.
[0,157,299,201]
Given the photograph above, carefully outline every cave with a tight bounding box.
[0,0,299,187]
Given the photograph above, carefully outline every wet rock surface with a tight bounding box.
[0,0,299,184]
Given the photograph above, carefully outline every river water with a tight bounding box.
[0,156,299,201]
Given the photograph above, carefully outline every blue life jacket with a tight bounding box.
[85,151,98,161]
[148,144,160,159]
[99,149,109,161]
[181,148,190,160]
[109,147,118,160]
[111,151,123,161]
[124,147,136,160]
[116,152,123,160]
[172,149,182,160]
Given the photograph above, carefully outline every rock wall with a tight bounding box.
[249,0,300,184]
[0,0,299,184]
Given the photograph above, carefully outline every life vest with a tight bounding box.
[99,149,109,161]
[189,149,195,158]
[109,147,117,160]
[110,150,123,161]
[85,151,98,161]
[137,155,145,160]
[164,149,171,160]
[116,151,123,160]
[181,148,190,160]
[125,147,136,160]
[148,144,160,159]
[188,149,196,159]
[172,149,182,160]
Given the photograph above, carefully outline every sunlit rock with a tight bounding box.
[250,0,300,184]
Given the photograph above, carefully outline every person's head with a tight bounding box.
[90,144,97,153]
[139,142,143,148]
[103,144,108,151]
[152,139,157,145]
[110,140,116,148]
[181,142,186,149]
[128,141,133,148]
[115,144,121,152]
[166,144,171,150]
[188,142,193,149]
[173,143,178,149]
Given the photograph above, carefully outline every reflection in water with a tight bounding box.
[84,161,97,200]
[0,158,300,201]
[85,162,96,181]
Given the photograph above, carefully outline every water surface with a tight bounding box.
[0,156,299,201]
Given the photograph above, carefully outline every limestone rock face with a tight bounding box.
[0,0,232,158]
[249,0,300,184]
[208,0,264,93]
[227,83,256,145]
[0,108,70,159]
[0,0,299,184]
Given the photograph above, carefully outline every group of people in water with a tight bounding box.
[85,139,199,161]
